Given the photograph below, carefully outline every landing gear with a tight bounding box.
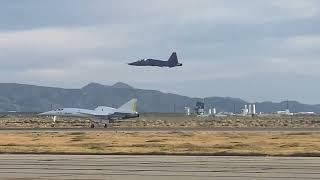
[90,124,95,128]
[51,116,57,128]
[104,124,108,128]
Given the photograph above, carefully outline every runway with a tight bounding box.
[0,127,319,132]
[0,155,319,180]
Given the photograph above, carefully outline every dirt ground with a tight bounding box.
[0,131,319,156]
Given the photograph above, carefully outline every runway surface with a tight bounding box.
[0,127,319,132]
[0,155,319,180]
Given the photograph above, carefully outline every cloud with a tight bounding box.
[284,35,320,49]
[0,0,319,103]
[0,26,132,53]
[0,25,142,71]
[261,57,320,77]
[271,0,320,18]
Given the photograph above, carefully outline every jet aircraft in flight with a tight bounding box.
[39,99,139,128]
[128,52,182,68]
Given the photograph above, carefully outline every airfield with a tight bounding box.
[0,113,319,156]
[1,113,320,129]
[0,113,319,179]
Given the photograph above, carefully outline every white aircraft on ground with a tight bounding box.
[39,99,139,128]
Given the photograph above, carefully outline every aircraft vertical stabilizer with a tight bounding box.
[168,52,178,64]
[118,98,138,113]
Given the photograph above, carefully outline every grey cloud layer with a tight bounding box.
[0,0,320,103]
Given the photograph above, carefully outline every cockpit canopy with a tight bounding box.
[54,108,64,111]
[94,106,116,112]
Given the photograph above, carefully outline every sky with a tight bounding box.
[0,0,320,104]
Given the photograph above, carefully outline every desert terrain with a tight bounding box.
[0,114,319,156]
[0,113,319,129]
[0,131,319,156]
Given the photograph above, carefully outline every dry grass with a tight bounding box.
[0,131,319,156]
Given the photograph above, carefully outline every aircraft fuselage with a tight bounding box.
[39,108,100,118]
[128,52,182,68]
[129,59,182,68]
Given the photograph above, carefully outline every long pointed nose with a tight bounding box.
[38,111,52,116]
[38,112,47,116]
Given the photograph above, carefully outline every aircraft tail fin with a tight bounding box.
[168,52,178,64]
[118,98,138,113]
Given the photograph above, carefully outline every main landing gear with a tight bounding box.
[51,116,57,127]
[90,122,109,128]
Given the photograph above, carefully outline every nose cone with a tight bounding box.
[38,111,53,116]
[38,112,47,116]
[128,61,137,65]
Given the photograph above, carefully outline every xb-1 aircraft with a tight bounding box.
[39,99,139,128]
[128,52,182,68]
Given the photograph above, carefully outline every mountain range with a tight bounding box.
[0,82,319,113]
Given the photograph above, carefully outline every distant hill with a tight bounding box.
[0,82,319,113]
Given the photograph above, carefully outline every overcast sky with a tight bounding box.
[0,0,320,104]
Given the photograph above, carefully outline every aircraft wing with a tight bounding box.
[92,114,113,119]
[93,112,139,120]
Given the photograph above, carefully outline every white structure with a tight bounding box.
[184,107,191,116]
[241,104,256,116]
[241,108,249,116]
[241,106,249,115]
[208,108,217,116]
[252,104,256,115]
[296,112,315,115]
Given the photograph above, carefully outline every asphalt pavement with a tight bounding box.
[0,155,319,180]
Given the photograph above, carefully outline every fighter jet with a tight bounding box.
[39,99,139,128]
[128,52,182,68]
